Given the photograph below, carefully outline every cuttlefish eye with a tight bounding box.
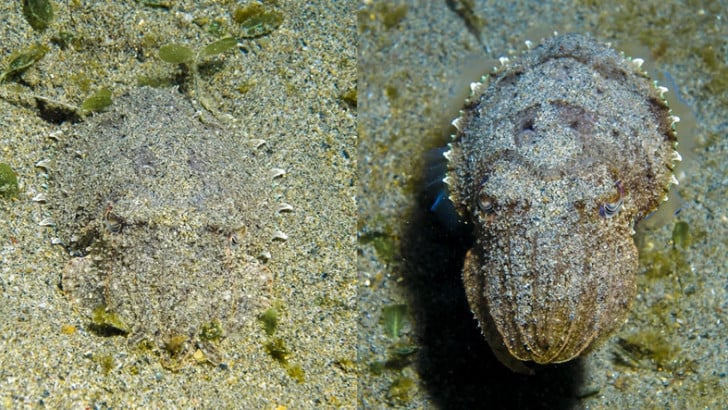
[477,188,496,214]
[599,180,624,218]
[103,203,124,233]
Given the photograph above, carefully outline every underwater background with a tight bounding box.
[359,0,727,408]
[1,1,356,407]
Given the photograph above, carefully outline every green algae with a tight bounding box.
[22,0,54,31]
[286,363,305,383]
[159,334,192,371]
[268,344,303,383]
[381,4,407,30]
[135,338,156,353]
[191,16,227,38]
[136,0,172,9]
[377,2,408,30]
[158,37,238,68]
[232,3,284,38]
[381,304,408,339]
[369,304,419,378]
[232,3,266,24]
[0,163,19,199]
[199,319,224,342]
[387,376,415,406]
[640,247,687,280]
[265,337,290,363]
[200,37,238,58]
[259,307,305,383]
[90,305,130,336]
[359,230,396,264]
[92,352,115,375]
[258,307,279,336]
[672,220,691,249]
[236,79,256,94]
[615,331,681,372]
[158,37,238,115]
[368,341,418,375]
[368,360,385,375]
[0,43,48,83]
[206,18,227,38]
[639,230,692,281]
[79,87,113,114]
[625,219,706,377]
[158,44,195,64]
[164,334,188,357]
[70,72,92,94]
[384,84,399,100]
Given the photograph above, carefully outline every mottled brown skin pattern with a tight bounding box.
[52,87,278,356]
[446,33,678,372]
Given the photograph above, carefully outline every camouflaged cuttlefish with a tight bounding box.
[444,33,681,373]
[48,87,290,362]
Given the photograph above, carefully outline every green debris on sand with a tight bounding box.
[232,3,284,38]
[286,363,305,383]
[258,307,279,336]
[265,337,291,363]
[359,229,396,264]
[199,319,224,342]
[90,305,130,336]
[368,302,420,396]
[158,37,238,116]
[158,37,239,67]
[260,307,305,383]
[155,1,284,115]
[136,0,172,9]
[379,3,408,30]
[91,352,115,375]
[22,0,54,31]
[79,88,113,114]
[0,163,20,199]
[381,304,408,339]
[158,44,196,64]
[613,331,682,372]
[387,376,415,406]
[0,44,49,84]
[200,37,239,58]
[671,220,691,249]
[164,334,189,357]
[264,336,305,383]
[368,342,418,374]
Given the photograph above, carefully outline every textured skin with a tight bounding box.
[446,34,678,369]
[52,87,279,353]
